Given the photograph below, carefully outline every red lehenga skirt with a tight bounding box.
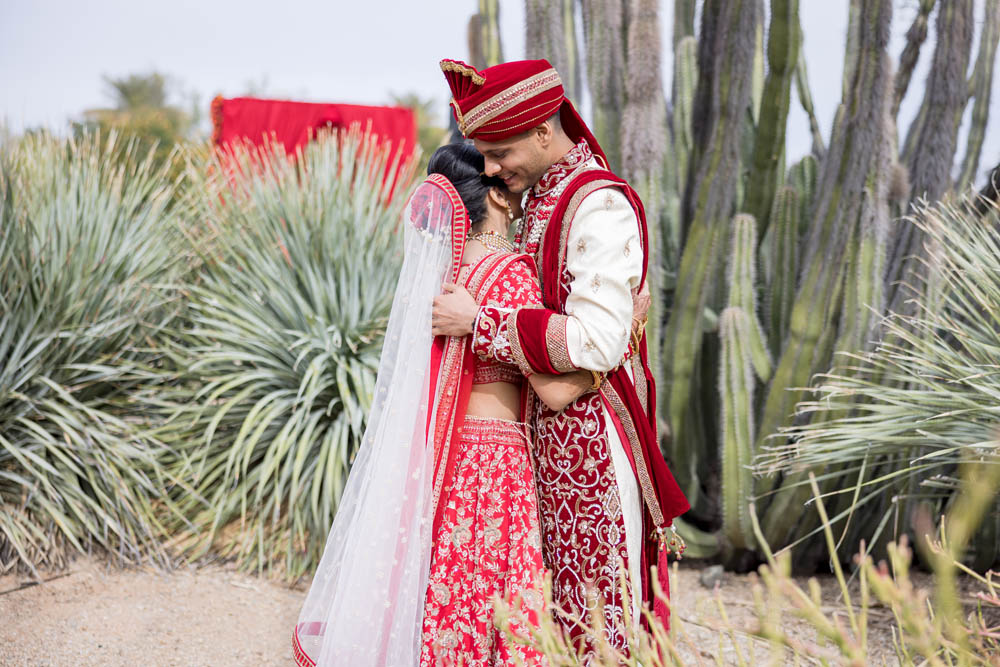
[419,416,547,666]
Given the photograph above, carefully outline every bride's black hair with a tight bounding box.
[427,143,506,225]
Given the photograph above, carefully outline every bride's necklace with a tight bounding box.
[468,230,514,253]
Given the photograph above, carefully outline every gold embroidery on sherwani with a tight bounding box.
[603,383,665,529]
[544,314,575,373]
[631,353,649,414]
[556,180,618,297]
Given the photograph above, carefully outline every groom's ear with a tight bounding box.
[534,120,554,149]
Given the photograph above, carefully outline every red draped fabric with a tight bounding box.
[211,95,416,157]
[211,96,416,196]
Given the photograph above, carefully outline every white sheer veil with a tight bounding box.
[294,177,463,666]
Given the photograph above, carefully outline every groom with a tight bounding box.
[432,58,689,657]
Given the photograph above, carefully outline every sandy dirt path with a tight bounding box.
[1,556,901,666]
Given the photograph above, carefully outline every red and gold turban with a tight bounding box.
[440,58,608,166]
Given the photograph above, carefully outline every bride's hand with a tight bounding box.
[432,284,478,336]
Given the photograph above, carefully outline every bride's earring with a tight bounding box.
[504,200,515,223]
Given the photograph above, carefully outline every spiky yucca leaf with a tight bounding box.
[0,131,185,575]
[159,130,416,578]
[759,199,1000,562]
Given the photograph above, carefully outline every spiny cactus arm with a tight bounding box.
[479,0,504,68]
[891,0,936,118]
[889,0,975,317]
[673,0,696,50]
[842,0,862,100]
[745,0,799,242]
[580,0,625,170]
[561,0,581,102]
[794,35,826,159]
[766,186,799,358]
[672,36,698,194]
[672,516,720,559]
[788,155,818,238]
[957,0,1000,191]
[719,306,757,552]
[525,0,572,98]
[726,213,772,382]
[622,0,666,183]
[751,9,765,123]
[467,14,485,71]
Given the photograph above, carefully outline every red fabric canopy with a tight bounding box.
[210,96,416,197]
[211,95,416,159]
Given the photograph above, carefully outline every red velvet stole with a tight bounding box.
[517,169,691,629]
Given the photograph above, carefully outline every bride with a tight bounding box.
[292,143,628,666]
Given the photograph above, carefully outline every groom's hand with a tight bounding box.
[432,284,478,336]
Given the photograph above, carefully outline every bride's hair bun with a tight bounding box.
[427,143,504,224]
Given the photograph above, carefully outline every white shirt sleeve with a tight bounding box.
[563,188,643,372]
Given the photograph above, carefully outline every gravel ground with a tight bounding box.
[1,556,906,666]
[1,558,303,666]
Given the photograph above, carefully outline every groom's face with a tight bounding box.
[474,130,549,195]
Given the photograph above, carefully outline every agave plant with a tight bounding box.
[0,131,185,575]
[758,198,1000,568]
[157,129,416,578]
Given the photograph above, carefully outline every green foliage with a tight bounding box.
[74,72,195,179]
[153,130,415,578]
[759,198,1000,565]
[0,131,186,574]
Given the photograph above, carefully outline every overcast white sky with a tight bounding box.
[1,0,997,177]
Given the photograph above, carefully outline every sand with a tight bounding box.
[0,556,906,666]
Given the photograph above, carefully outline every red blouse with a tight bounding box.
[464,254,542,385]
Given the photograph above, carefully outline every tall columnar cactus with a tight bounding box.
[891,0,936,118]
[478,0,503,68]
[957,0,1000,191]
[662,0,760,511]
[794,39,826,159]
[622,0,668,390]
[727,214,772,379]
[580,0,625,170]
[720,214,770,554]
[744,0,799,242]
[468,0,503,70]
[750,4,765,123]
[525,0,580,102]
[662,36,698,261]
[836,104,891,365]
[842,0,862,99]
[786,154,818,237]
[756,0,892,513]
[718,306,758,553]
[889,0,974,318]
[673,0,696,50]
[765,185,799,356]
[671,37,698,193]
